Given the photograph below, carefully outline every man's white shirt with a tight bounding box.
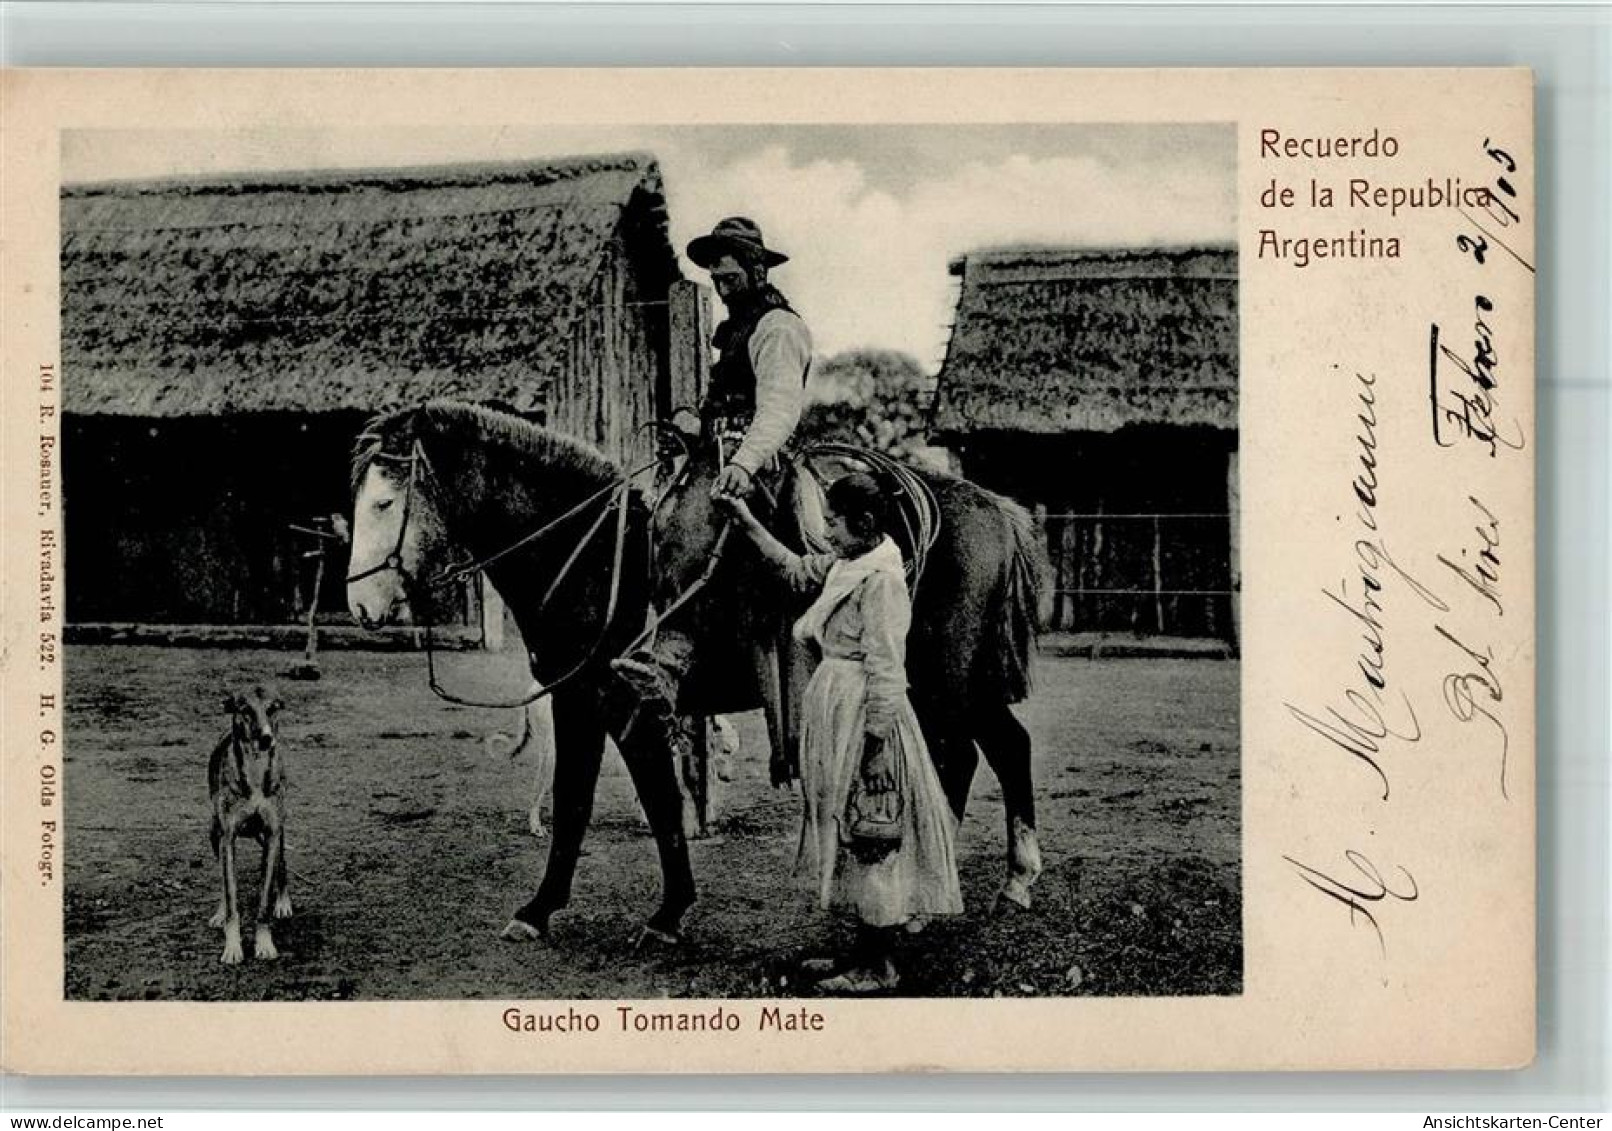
[730,308,812,474]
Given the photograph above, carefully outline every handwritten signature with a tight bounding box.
[1284,373,1447,801]
[1284,850,1419,964]
[1287,136,1527,969]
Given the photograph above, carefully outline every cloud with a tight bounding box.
[664,139,1234,370]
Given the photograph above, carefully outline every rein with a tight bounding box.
[346,439,662,710]
[422,482,633,710]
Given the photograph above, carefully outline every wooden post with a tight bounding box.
[285,518,344,679]
[667,280,713,421]
[1152,514,1165,635]
[302,551,324,665]
[1092,500,1105,631]
[668,279,715,835]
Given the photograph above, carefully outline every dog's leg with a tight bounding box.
[218,833,244,965]
[253,822,284,960]
[208,816,227,927]
[271,827,293,919]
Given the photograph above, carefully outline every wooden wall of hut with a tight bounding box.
[63,412,476,628]
[551,235,669,471]
[955,426,1238,641]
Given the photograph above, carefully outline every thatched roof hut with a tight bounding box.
[60,153,683,630]
[931,246,1237,437]
[62,153,680,418]
[929,245,1240,644]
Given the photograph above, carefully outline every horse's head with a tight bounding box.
[348,398,644,648]
[346,411,451,630]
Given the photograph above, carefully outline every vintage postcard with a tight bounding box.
[0,68,1534,1073]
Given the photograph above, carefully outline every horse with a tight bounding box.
[346,399,1045,945]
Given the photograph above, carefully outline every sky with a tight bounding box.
[64,123,1236,372]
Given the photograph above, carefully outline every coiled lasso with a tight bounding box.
[802,442,942,598]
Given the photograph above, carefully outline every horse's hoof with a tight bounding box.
[993,880,1034,915]
[633,924,682,951]
[681,804,704,842]
[500,918,546,944]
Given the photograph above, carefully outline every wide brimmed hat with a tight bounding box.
[686,216,789,268]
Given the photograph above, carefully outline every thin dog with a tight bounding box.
[208,687,291,964]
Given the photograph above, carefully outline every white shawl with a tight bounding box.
[792,536,905,646]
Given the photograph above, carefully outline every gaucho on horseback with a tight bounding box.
[610,216,814,774]
[346,215,1045,947]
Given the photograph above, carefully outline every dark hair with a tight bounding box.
[825,472,889,538]
[734,247,770,284]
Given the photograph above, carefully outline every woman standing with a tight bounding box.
[719,472,963,993]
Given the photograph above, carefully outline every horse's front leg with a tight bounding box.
[504,687,605,943]
[610,685,697,945]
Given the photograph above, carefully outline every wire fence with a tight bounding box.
[1037,511,1237,640]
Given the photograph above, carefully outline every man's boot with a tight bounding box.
[610,632,696,765]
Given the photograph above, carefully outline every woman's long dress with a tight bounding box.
[786,537,964,928]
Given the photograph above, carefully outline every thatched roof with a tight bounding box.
[931,246,1237,436]
[62,154,680,416]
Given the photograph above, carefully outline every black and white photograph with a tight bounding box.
[56,121,1242,1004]
[0,60,1547,1078]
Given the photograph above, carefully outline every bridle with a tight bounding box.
[344,431,702,711]
[345,439,635,708]
[344,441,426,590]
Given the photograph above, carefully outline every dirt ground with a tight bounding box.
[63,644,1240,1001]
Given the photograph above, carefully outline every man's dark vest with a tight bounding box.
[703,285,803,425]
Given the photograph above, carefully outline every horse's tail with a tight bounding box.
[495,684,552,762]
[993,492,1049,703]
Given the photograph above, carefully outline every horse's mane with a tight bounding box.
[350,399,620,495]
